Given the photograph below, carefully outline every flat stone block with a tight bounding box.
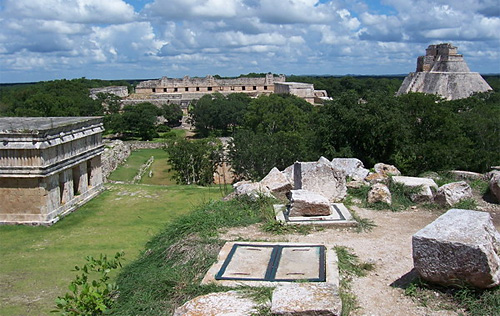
[173,290,259,316]
[271,283,341,316]
[413,208,500,288]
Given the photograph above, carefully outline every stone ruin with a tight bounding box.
[0,117,104,225]
[89,86,129,100]
[397,43,492,100]
[413,208,500,289]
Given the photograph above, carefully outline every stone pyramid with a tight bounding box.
[397,43,492,100]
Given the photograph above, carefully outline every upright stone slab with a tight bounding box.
[412,209,500,289]
[294,161,346,202]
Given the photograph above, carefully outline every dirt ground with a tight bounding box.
[221,194,500,316]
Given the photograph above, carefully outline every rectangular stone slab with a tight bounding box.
[274,246,322,280]
[215,244,325,282]
[216,245,274,280]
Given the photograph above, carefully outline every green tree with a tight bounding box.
[162,103,183,127]
[121,103,162,140]
[165,138,223,185]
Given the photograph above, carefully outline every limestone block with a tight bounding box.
[294,161,347,202]
[367,183,392,205]
[449,170,485,181]
[489,171,500,203]
[173,290,259,316]
[434,181,473,206]
[289,189,331,217]
[392,176,438,203]
[346,180,369,189]
[374,163,401,177]
[365,172,387,184]
[233,180,272,200]
[282,164,294,185]
[271,283,341,316]
[259,167,292,199]
[412,209,500,289]
[331,158,370,181]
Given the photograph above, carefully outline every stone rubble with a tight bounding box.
[331,157,370,181]
[293,161,347,202]
[412,208,500,289]
[489,171,500,203]
[391,176,438,203]
[367,183,392,205]
[288,189,332,217]
[434,181,473,206]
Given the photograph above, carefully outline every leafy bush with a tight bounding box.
[54,252,124,316]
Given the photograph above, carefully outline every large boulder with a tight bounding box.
[392,176,438,203]
[288,189,331,217]
[331,158,370,181]
[412,209,500,289]
[489,171,500,203]
[374,163,401,177]
[271,283,341,315]
[294,161,347,202]
[233,181,272,200]
[173,290,260,316]
[367,183,392,205]
[434,181,473,206]
[259,167,293,200]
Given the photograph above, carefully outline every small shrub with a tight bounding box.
[469,179,489,196]
[53,252,124,316]
[350,210,376,233]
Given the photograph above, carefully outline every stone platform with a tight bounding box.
[202,241,339,288]
[274,203,357,226]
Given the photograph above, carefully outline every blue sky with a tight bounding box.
[0,0,499,83]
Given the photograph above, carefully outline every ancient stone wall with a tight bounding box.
[0,117,105,225]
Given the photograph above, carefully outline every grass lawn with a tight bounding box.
[107,148,172,183]
[139,149,177,186]
[0,183,227,316]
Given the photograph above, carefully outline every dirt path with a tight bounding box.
[221,201,500,316]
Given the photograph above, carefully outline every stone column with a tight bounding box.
[88,156,103,187]
[59,169,74,204]
[73,162,88,195]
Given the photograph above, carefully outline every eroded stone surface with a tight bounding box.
[293,161,347,202]
[434,181,473,206]
[412,209,500,289]
[331,158,370,181]
[489,171,500,204]
[259,167,292,200]
[289,189,331,216]
[374,163,401,177]
[367,183,392,205]
[271,283,341,316]
[233,180,272,200]
[173,291,259,316]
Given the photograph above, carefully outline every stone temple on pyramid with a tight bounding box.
[396,43,492,100]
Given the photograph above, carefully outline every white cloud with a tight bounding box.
[1,0,499,82]
[3,0,136,24]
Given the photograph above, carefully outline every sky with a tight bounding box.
[0,0,499,83]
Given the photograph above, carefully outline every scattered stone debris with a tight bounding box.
[367,183,392,205]
[374,163,401,177]
[293,160,347,202]
[412,208,500,289]
[434,181,473,206]
[260,167,293,200]
[489,171,500,203]
[392,176,438,203]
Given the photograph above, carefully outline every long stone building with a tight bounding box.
[0,117,104,225]
[397,43,492,100]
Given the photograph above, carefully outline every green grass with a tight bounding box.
[138,149,177,186]
[108,149,166,182]
[110,196,274,315]
[403,277,500,315]
[335,246,375,316]
[0,183,226,316]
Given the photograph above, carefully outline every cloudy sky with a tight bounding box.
[0,0,499,83]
